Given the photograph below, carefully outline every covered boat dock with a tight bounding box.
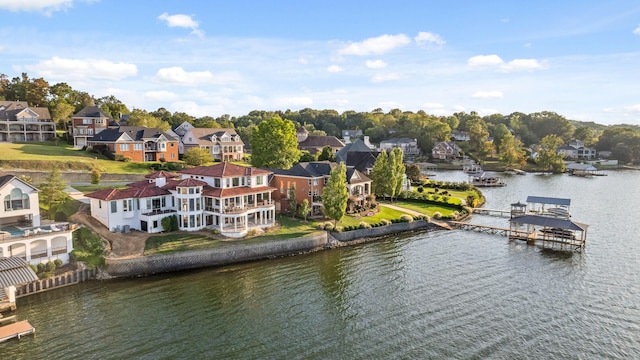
[509,214,588,250]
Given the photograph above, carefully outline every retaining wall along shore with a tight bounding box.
[104,221,440,278]
[105,233,329,277]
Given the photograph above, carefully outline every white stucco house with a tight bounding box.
[0,175,76,265]
[85,163,276,238]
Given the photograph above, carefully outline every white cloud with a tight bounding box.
[371,73,402,83]
[500,59,547,72]
[365,60,387,69]
[468,54,546,72]
[634,25,640,35]
[472,91,504,99]
[414,32,445,45]
[154,67,235,85]
[145,91,178,102]
[275,96,313,107]
[423,102,444,109]
[158,13,204,37]
[298,57,308,64]
[25,57,137,80]
[0,0,73,15]
[338,34,410,56]
[623,104,640,112]
[327,65,344,73]
[467,54,504,67]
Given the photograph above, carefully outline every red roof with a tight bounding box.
[145,170,179,179]
[180,162,271,178]
[86,183,171,200]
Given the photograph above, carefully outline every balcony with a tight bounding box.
[222,200,273,214]
[141,209,176,217]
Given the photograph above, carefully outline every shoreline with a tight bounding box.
[103,220,443,278]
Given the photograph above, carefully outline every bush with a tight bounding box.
[123,157,132,162]
[380,219,391,226]
[54,259,63,268]
[417,186,424,193]
[54,211,68,222]
[45,261,56,272]
[400,214,414,223]
[432,212,442,220]
[114,154,124,161]
[161,215,179,232]
[36,262,46,273]
[323,222,334,231]
[359,221,371,229]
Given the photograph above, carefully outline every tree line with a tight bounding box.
[3,72,640,165]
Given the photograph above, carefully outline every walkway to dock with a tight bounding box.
[472,208,511,217]
[0,319,35,343]
[449,221,510,236]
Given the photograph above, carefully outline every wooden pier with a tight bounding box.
[472,208,511,217]
[0,318,35,343]
[449,221,509,236]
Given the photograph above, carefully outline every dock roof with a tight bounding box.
[510,215,588,231]
[526,196,571,206]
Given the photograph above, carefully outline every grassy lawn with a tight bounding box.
[336,206,410,227]
[72,184,129,193]
[144,215,323,255]
[0,142,168,174]
[390,200,459,217]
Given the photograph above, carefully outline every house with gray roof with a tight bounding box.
[182,127,244,161]
[87,126,179,162]
[0,101,56,142]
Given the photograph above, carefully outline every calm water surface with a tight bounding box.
[4,170,640,359]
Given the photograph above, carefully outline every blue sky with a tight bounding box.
[1,0,639,125]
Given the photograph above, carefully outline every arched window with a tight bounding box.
[4,188,30,211]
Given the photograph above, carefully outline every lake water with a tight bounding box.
[5,170,640,359]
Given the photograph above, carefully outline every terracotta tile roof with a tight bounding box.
[145,170,179,179]
[180,162,271,178]
[85,184,171,200]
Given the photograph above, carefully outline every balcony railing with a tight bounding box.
[222,200,273,214]
[141,209,176,216]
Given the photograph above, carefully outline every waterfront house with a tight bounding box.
[431,141,463,161]
[87,126,179,162]
[557,139,596,160]
[182,127,244,161]
[70,106,116,148]
[0,175,76,265]
[268,161,372,216]
[0,257,38,312]
[86,163,276,238]
[0,101,56,143]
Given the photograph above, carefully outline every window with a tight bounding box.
[111,201,117,213]
[171,153,175,159]
[232,178,240,187]
[189,188,194,194]
[83,119,92,124]
[214,178,221,188]
[123,199,132,212]
[256,176,263,185]
[120,144,130,151]
[134,144,143,151]
[4,188,30,211]
[153,220,158,228]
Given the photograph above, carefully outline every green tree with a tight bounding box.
[388,147,406,201]
[298,150,316,163]
[492,123,511,154]
[288,184,297,218]
[126,108,171,131]
[250,116,301,169]
[39,165,71,219]
[321,162,348,226]
[299,199,310,221]
[499,133,526,169]
[96,95,130,120]
[536,134,565,172]
[183,148,212,166]
[370,150,390,198]
[466,117,490,158]
[317,145,335,161]
[405,163,422,183]
[90,166,101,185]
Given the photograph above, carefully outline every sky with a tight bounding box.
[1,0,639,125]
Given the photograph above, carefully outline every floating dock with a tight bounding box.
[0,319,35,343]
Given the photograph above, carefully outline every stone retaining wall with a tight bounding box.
[105,233,328,278]
[331,220,433,242]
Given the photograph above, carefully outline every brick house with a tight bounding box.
[431,141,463,161]
[87,126,179,162]
[70,106,116,148]
[268,161,372,216]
